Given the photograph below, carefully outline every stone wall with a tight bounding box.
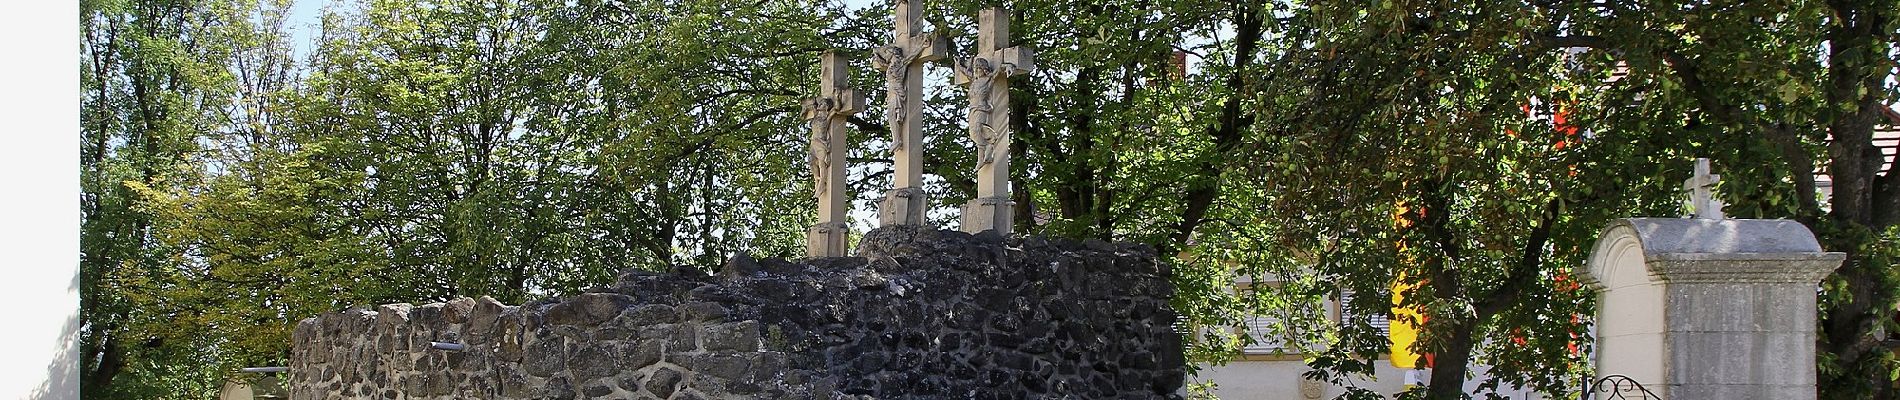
[287,226,1186,399]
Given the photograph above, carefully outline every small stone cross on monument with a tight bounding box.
[955,7,1035,235]
[805,51,863,257]
[1684,158,1725,220]
[873,0,947,227]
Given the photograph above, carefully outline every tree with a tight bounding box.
[93,0,1890,398]
[1535,0,1899,397]
[90,0,860,395]
[916,0,1264,254]
[1237,0,1899,398]
[81,0,291,396]
[1220,1,1708,397]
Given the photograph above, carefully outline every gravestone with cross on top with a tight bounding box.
[1579,157,1843,400]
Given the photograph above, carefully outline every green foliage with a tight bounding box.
[79,0,1896,398]
[1206,0,1895,397]
[84,0,854,396]
[82,0,293,396]
[1552,0,1900,397]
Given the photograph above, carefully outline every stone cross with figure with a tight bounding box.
[873,0,947,226]
[955,7,1035,235]
[1684,158,1725,220]
[804,51,863,257]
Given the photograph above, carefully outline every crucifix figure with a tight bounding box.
[1684,158,1725,219]
[873,0,947,227]
[805,51,863,257]
[955,7,1035,235]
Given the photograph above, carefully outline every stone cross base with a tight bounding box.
[879,187,928,226]
[806,222,848,257]
[960,196,1012,235]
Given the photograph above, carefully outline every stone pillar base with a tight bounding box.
[960,196,1012,235]
[806,222,847,257]
[878,187,928,226]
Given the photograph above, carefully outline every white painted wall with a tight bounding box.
[1591,228,1667,393]
[1197,360,1545,400]
[0,2,81,399]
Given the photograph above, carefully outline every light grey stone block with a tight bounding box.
[1665,283,1816,333]
[1668,331,1812,386]
[1618,218,1824,255]
[1665,383,1815,400]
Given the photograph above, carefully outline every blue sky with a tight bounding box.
[283,0,330,61]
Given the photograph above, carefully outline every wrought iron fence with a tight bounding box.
[1579,374,1661,400]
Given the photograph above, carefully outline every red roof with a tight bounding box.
[1878,107,1900,175]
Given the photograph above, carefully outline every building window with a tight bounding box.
[1337,290,1391,338]
[1234,281,1333,357]
[1241,313,1289,353]
[1231,286,1397,359]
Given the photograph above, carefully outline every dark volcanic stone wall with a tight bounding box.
[288,226,1185,399]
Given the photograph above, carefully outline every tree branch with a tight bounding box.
[1421,177,1466,302]
[1528,34,1610,52]
[1873,166,1899,224]
[1477,197,1561,319]
[696,88,797,108]
[845,116,888,136]
[1167,2,1264,253]
[1767,122,1825,222]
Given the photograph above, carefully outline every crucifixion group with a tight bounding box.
[804,1,1035,257]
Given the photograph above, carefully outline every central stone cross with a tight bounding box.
[873,0,947,226]
[805,51,863,257]
[1684,157,1725,220]
[955,7,1035,235]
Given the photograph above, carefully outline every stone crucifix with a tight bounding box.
[873,0,947,227]
[805,51,864,257]
[955,7,1035,235]
[1684,158,1726,220]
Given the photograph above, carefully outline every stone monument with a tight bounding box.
[955,7,1035,235]
[1581,159,1843,400]
[804,51,863,257]
[872,0,946,226]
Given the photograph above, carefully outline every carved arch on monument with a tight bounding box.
[1581,220,1667,398]
[1583,222,1652,290]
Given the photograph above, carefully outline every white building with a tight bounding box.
[1191,276,1548,400]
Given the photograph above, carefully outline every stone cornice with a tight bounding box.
[1646,252,1844,283]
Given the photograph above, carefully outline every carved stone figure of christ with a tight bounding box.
[804,97,838,200]
[871,45,916,154]
[955,57,1001,171]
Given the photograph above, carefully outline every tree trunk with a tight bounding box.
[81,327,124,394]
[1815,0,1896,398]
[1166,3,1261,254]
[1426,321,1478,400]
